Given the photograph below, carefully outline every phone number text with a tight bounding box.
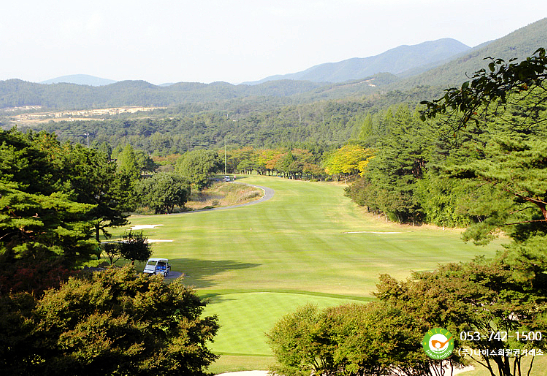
[459,331,543,342]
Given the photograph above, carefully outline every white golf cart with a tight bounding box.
[143,258,171,277]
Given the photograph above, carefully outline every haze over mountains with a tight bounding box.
[41,38,471,87]
[1,17,546,110]
[397,17,547,89]
[245,38,471,84]
[41,74,117,87]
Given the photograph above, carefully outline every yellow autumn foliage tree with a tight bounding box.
[324,144,374,176]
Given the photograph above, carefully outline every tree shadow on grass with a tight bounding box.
[167,258,260,290]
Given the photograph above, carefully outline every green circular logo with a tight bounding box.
[422,328,455,359]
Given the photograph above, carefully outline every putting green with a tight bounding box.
[202,291,369,356]
[121,175,503,372]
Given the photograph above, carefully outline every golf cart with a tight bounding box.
[143,258,171,277]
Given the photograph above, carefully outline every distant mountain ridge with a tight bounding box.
[1,18,546,110]
[393,17,547,90]
[247,38,470,84]
[41,74,117,86]
[0,78,326,110]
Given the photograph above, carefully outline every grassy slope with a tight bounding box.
[123,175,509,373]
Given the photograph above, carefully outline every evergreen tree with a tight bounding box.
[117,144,140,182]
[357,105,432,223]
[0,129,96,269]
[60,144,131,243]
[356,113,375,146]
[420,50,547,248]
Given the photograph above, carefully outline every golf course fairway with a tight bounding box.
[123,175,503,373]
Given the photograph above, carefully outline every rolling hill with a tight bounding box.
[1,18,546,111]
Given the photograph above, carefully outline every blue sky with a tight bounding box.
[1,0,546,84]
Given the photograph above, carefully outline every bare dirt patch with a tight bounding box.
[5,106,164,126]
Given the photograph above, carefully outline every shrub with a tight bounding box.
[267,302,454,376]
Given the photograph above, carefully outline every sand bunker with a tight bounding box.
[126,225,172,243]
[130,224,163,230]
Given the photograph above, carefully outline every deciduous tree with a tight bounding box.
[136,172,190,214]
[268,302,457,376]
[1,266,219,375]
[323,144,374,178]
[175,150,222,190]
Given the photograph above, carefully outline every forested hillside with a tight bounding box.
[395,17,547,89]
[0,79,324,110]
[346,50,547,230]
[35,86,441,154]
[2,19,546,112]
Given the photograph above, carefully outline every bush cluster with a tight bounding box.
[267,302,451,376]
[0,266,219,376]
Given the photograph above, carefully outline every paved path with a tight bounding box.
[164,271,183,280]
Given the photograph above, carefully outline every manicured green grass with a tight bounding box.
[203,291,371,356]
[207,355,274,375]
[128,175,501,296]
[118,175,504,374]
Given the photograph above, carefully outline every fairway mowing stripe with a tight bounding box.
[124,176,503,362]
[125,176,501,310]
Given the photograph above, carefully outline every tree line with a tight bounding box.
[346,62,547,232]
[0,78,325,109]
